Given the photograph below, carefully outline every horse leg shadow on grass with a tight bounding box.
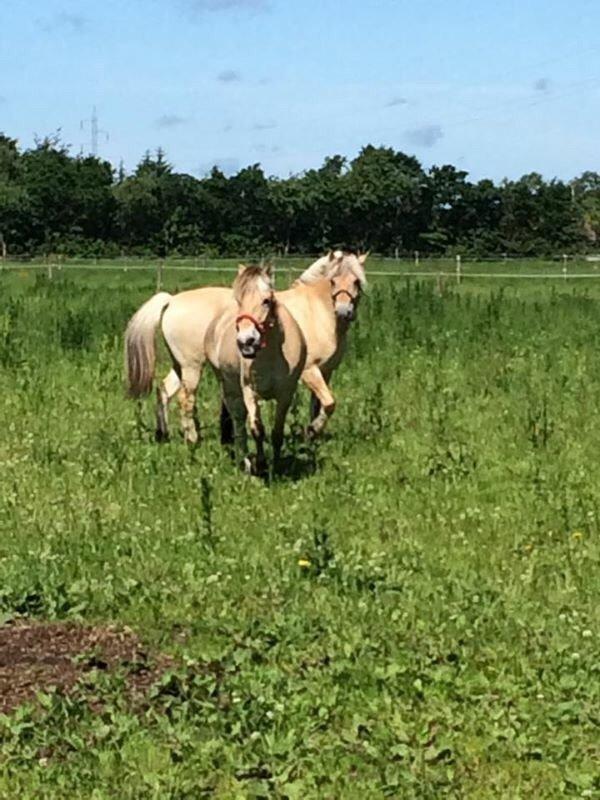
[219,402,320,482]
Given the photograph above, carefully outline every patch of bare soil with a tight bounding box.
[0,621,173,714]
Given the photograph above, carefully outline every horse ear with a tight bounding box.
[263,262,273,277]
[358,251,369,266]
[238,263,246,275]
[327,250,336,263]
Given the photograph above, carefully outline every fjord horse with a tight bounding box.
[278,251,367,436]
[125,285,230,443]
[206,264,306,472]
[124,251,366,445]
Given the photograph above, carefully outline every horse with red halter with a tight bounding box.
[205,264,306,472]
[124,251,367,447]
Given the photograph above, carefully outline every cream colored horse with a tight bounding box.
[125,285,230,443]
[278,250,367,436]
[124,251,366,444]
[206,264,306,471]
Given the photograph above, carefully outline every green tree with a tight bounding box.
[0,134,25,255]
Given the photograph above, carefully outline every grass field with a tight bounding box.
[0,262,599,798]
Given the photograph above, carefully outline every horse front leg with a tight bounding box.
[223,390,249,471]
[242,383,266,474]
[272,395,292,467]
[309,392,321,424]
[220,401,234,446]
[302,366,336,438]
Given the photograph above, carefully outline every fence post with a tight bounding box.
[47,261,53,281]
[414,250,420,267]
[156,259,164,291]
[456,254,462,285]
[436,272,444,296]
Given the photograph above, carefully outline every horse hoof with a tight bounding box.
[242,456,253,475]
[304,425,318,441]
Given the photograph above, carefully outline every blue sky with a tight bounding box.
[1,0,599,181]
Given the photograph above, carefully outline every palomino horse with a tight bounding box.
[205,264,306,471]
[124,251,366,444]
[278,250,367,436]
[125,285,230,443]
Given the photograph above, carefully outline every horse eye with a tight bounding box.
[262,298,271,307]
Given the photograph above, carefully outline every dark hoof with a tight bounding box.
[241,455,268,477]
[304,425,318,441]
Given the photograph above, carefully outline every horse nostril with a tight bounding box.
[237,331,260,347]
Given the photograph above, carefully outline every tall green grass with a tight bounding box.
[0,267,598,797]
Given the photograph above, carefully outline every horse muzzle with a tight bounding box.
[335,302,355,322]
[237,331,261,359]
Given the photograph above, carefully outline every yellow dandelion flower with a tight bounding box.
[298,558,311,568]
[572,531,583,540]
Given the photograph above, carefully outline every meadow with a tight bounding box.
[0,260,598,798]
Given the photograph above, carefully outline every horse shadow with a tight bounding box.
[270,434,321,483]
[220,402,322,484]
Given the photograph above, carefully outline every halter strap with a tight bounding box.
[235,313,272,349]
[235,313,265,332]
[332,288,355,303]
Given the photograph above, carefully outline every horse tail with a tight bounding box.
[124,291,172,398]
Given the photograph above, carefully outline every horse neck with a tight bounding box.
[262,302,283,348]
[301,277,332,306]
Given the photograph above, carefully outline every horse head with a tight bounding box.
[329,252,368,323]
[233,264,275,359]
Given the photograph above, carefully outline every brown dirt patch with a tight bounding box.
[0,620,173,714]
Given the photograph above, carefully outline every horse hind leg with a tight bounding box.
[156,368,181,442]
[178,365,202,445]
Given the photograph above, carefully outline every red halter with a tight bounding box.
[235,313,271,348]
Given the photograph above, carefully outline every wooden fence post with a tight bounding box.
[456,254,462,285]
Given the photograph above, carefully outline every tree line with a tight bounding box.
[1,131,599,259]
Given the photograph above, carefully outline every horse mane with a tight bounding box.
[296,250,344,286]
[297,250,367,289]
[339,253,368,289]
[233,265,271,302]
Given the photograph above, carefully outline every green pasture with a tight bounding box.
[0,262,598,797]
